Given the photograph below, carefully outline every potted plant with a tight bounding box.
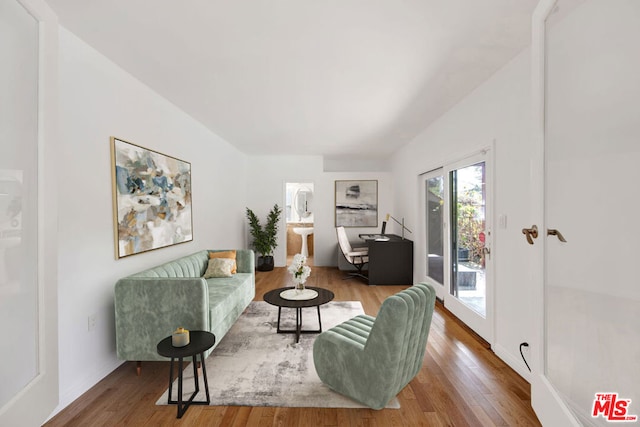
[246,204,282,271]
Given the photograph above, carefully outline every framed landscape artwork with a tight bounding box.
[335,180,378,227]
[110,137,193,258]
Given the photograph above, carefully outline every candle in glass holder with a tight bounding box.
[172,327,190,347]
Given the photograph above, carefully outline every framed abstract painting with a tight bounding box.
[335,180,378,227]
[110,137,193,258]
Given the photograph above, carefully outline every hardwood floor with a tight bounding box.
[44,267,541,426]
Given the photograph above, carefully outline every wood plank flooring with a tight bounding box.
[44,267,541,426]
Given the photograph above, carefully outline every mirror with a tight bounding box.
[294,187,313,219]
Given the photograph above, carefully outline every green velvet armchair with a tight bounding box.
[313,283,436,409]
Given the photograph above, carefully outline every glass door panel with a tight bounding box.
[425,173,444,285]
[450,162,486,317]
[422,151,492,343]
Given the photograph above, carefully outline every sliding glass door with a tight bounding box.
[423,151,493,343]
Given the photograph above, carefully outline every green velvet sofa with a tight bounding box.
[313,283,436,409]
[114,249,255,372]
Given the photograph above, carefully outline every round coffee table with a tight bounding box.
[263,286,334,343]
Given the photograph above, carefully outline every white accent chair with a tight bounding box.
[336,226,369,282]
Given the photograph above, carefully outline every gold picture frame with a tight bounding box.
[110,137,193,258]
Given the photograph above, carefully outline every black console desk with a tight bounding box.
[359,234,413,285]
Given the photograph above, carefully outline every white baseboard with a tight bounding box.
[46,359,124,422]
[531,374,581,426]
[493,344,532,383]
[493,345,582,425]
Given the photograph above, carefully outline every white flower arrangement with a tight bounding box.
[288,253,311,289]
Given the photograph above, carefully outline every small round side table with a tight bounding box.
[156,330,215,419]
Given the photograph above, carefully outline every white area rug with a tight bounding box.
[156,301,400,409]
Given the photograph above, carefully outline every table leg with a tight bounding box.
[276,306,282,332]
[177,357,184,418]
[274,305,324,343]
[296,307,302,343]
[167,355,211,419]
[167,357,175,404]
[191,354,200,398]
[200,352,211,404]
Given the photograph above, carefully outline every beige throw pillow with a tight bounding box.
[204,258,235,278]
[209,250,237,274]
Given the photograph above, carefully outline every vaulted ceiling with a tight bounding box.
[46,0,539,158]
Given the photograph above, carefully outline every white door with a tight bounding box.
[532,0,640,425]
[0,1,59,425]
[423,149,494,344]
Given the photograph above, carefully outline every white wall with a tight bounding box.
[55,27,249,412]
[391,48,535,379]
[246,156,393,267]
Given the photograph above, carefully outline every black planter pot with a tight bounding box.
[256,255,275,271]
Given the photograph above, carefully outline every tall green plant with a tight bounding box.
[246,204,282,256]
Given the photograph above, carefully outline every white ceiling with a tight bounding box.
[46,0,539,158]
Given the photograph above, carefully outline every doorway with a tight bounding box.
[285,182,314,266]
[422,150,493,343]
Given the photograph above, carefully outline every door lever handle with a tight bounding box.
[547,229,567,242]
[522,225,538,245]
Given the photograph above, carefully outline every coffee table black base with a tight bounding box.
[276,306,323,343]
[263,287,335,344]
